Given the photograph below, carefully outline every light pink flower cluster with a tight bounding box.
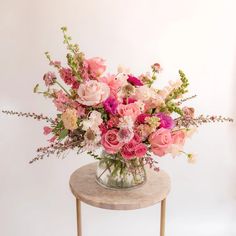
[39,31,196,163]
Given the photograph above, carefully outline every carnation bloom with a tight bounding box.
[155,112,175,129]
[148,128,173,156]
[77,80,110,106]
[101,129,123,154]
[127,75,143,86]
[103,97,118,115]
[61,108,78,131]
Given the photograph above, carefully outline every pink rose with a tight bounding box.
[117,103,141,121]
[148,128,173,157]
[172,130,186,146]
[77,80,110,106]
[120,141,136,159]
[101,129,123,154]
[134,143,147,158]
[86,57,106,78]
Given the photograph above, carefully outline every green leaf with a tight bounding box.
[58,129,68,140]
[33,84,39,93]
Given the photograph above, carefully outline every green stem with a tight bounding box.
[55,81,71,96]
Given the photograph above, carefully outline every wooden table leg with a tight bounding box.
[160,198,166,236]
[76,198,82,236]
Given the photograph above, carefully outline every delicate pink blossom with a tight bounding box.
[43,72,56,86]
[59,68,79,89]
[85,57,106,78]
[43,126,52,135]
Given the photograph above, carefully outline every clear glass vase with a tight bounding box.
[95,152,146,189]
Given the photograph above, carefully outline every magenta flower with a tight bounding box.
[136,113,151,124]
[122,97,137,104]
[103,97,118,115]
[155,112,175,129]
[127,75,143,86]
[59,67,79,89]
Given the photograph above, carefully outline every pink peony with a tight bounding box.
[134,143,147,157]
[148,128,173,157]
[77,80,110,106]
[172,130,186,146]
[117,103,141,121]
[101,129,123,154]
[85,57,106,78]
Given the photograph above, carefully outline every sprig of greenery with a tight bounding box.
[165,70,189,102]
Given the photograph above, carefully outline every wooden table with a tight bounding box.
[69,162,171,236]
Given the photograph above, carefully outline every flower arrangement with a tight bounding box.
[2,27,233,188]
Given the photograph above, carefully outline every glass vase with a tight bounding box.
[95,152,146,189]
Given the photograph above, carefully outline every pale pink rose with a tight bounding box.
[148,128,173,157]
[43,126,52,135]
[171,130,186,146]
[101,129,123,154]
[117,103,141,121]
[77,80,110,106]
[98,74,123,98]
[86,57,106,78]
[135,143,147,158]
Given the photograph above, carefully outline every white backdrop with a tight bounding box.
[0,0,236,235]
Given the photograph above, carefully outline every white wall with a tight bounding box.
[0,0,236,235]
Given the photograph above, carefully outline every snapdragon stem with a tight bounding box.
[55,81,71,96]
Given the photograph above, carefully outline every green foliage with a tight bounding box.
[58,129,68,141]
[165,70,189,102]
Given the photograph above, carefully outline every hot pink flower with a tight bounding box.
[117,103,141,121]
[101,129,123,154]
[43,126,52,135]
[148,128,173,157]
[136,113,151,124]
[77,80,110,106]
[122,97,137,104]
[85,57,106,78]
[134,143,147,157]
[120,142,136,159]
[127,75,143,86]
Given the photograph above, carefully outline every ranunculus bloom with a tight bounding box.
[61,108,78,131]
[117,103,141,121]
[86,57,106,78]
[101,129,123,154]
[134,143,147,157]
[171,130,186,146]
[148,128,172,156]
[127,75,143,86]
[77,80,110,106]
[156,112,175,129]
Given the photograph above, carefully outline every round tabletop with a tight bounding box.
[69,162,171,210]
